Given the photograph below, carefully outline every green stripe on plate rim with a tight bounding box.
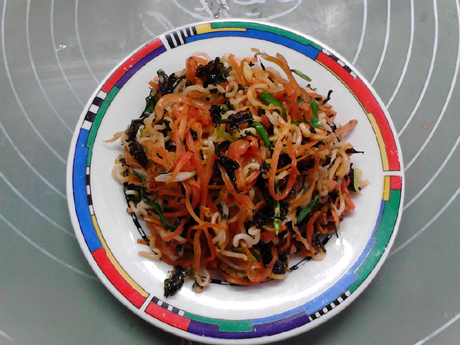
[86,87,120,166]
[184,312,253,332]
[349,189,401,293]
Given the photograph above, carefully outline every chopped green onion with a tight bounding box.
[132,168,177,231]
[142,92,159,118]
[131,168,146,183]
[308,100,322,128]
[217,129,236,142]
[259,91,287,119]
[250,123,271,147]
[291,69,312,82]
[142,191,177,231]
[297,194,320,223]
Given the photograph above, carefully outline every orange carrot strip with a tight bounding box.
[168,151,193,183]
[200,226,218,263]
[283,80,300,121]
[274,140,299,200]
[193,228,203,273]
[227,54,242,82]
[161,218,187,242]
[154,94,211,118]
[219,166,255,214]
[182,181,202,224]
[162,209,190,218]
[268,116,292,200]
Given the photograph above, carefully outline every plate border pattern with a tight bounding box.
[69,20,403,340]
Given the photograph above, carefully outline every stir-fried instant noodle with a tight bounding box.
[110,50,367,297]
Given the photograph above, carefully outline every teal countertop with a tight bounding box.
[1,1,460,344]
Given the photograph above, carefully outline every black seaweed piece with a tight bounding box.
[195,57,231,88]
[217,156,240,188]
[272,253,289,275]
[253,204,274,228]
[254,175,272,204]
[252,196,287,228]
[254,241,273,266]
[125,118,150,170]
[267,123,275,136]
[345,148,365,155]
[216,140,230,153]
[323,90,333,105]
[277,153,292,169]
[228,108,253,130]
[211,159,223,183]
[126,119,145,142]
[210,107,253,130]
[297,157,315,172]
[279,200,289,219]
[210,104,227,126]
[128,141,149,168]
[260,160,270,174]
[164,266,191,298]
[157,69,185,95]
[215,140,239,189]
[190,128,198,140]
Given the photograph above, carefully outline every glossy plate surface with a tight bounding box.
[67,19,404,344]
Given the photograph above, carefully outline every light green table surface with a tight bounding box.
[1,1,460,344]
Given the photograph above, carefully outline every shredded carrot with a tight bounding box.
[112,50,364,292]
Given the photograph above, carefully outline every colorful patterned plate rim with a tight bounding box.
[66,19,404,344]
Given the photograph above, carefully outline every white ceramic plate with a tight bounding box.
[67,19,404,344]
